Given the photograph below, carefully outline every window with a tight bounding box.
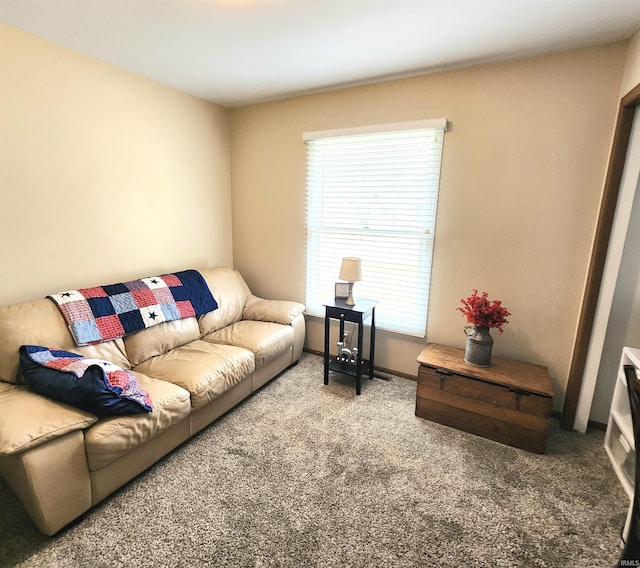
[304,119,447,337]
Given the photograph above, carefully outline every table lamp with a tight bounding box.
[339,257,362,306]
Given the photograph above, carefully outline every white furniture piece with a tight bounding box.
[605,346,640,540]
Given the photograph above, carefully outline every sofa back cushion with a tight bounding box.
[0,298,129,384]
[123,317,201,367]
[198,267,251,337]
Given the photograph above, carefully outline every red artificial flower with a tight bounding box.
[457,289,511,334]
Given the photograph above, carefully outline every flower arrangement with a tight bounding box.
[457,289,511,334]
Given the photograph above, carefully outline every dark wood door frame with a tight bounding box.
[561,82,640,430]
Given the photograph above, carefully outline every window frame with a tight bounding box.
[303,119,447,337]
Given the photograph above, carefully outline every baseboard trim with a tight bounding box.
[550,409,606,432]
[587,419,607,431]
[303,348,418,381]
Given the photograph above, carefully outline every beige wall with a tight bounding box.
[0,21,630,411]
[0,24,233,306]
[230,42,628,408]
[621,29,640,96]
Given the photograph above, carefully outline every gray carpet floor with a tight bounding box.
[0,352,628,567]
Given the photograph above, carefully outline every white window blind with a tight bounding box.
[304,120,446,337]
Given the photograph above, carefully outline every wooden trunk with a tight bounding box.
[416,344,554,454]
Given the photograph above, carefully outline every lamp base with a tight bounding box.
[345,283,355,306]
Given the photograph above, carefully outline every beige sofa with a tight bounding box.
[0,267,305,535]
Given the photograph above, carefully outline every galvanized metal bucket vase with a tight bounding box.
[463,325,493,367]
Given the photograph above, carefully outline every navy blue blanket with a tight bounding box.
[20,345,153,416]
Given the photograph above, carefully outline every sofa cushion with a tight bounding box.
[203,321,294,368]
[0,298,129,385]
[0,383,97,456]
[133,340,255,410]
[83,372,191,471]
[198,267,250,336]
[19,346,153,417]
[123,317,201,366]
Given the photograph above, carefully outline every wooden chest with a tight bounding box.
[416,343,554,453]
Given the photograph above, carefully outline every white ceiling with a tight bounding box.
[1,0,640,108]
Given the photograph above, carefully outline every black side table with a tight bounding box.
[323,298,378,395]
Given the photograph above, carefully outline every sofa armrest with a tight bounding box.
[0,382,97,456]
[242,295,305,325]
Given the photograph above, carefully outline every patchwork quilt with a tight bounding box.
[49,269,218,346]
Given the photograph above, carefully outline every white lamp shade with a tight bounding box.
[339,257,362,282]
